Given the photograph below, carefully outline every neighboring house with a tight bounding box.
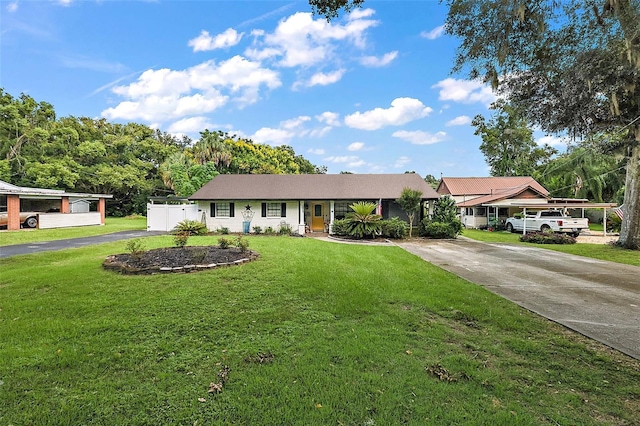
[0,180,112,230]
[436,176,550,228]
[189,174,440,234]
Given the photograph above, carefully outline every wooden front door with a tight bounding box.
[311,203,324,231]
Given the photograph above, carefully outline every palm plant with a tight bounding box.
[346,201,382,239]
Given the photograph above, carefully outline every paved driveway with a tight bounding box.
[0,231,165,259]
[397,238,640,360]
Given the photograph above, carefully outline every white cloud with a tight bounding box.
[188,28,243,52]
[251,127,295,145]
[348,8,375,20]
[344,97,433,130]
[103,56,281,123]
[167,116,214,134]
[250,116,310,145]
[245,11,379,67]
[421,25,445,40]
[360,51,397,67]
[536,135,568,147]
[446,115,472,126]
[432,78,496,105]
[309,126,332,138]
[392,130,447,145]
[347,142,365,151]
[394,156,411,168]
[6,2,18,12]
[308,148,325,155]
[306,69,345,87]
[324,155,365,168]
[316,111,340,126]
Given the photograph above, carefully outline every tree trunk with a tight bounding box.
[618,140,640,249]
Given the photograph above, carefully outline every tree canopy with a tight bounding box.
[0,89,326,214]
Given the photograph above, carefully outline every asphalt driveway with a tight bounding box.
[0,231,165,259]
[397,238,640,360]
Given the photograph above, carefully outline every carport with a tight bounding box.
[485,201,619,235]
[0,180,112,230]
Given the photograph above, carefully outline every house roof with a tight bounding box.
[437,176,549,197]
[457,185,549,207]
[0,180,112,199]
[190,174,440,201]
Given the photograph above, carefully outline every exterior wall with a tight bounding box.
[70,199,91,213]
[98,198,106,224]
[7,195,20,230]
[451,194,481,205]
[197,201,301,233]
[38,212,102,229]
[61,197,70,214]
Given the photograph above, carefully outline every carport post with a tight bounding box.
[522,207,527,236]
[603,208,607,237]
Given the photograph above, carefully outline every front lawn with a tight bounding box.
[462,229,640,266]
[1,236,638,425]
[0,216,146,247]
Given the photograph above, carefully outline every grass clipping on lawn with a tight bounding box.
[1,235,639,425]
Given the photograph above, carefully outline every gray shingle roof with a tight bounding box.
[190,174,440,201]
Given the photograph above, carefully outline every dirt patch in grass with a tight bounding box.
[103,246,259,274]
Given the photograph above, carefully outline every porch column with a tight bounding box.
[7,195,20,230]
[329,200,335,234]
[603,208,607,237]
[61,196,70,214]
[98,198,106,225]
[298,201,305,235]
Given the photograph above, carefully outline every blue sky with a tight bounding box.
[1,0,564,177]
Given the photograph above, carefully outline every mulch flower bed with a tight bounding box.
[103,246,259,275]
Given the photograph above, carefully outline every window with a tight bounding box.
[476,207,486,216]
[334,202,350,220]
[210,202,234,217]
[262,202,287,218]
[465,208,474,216]
[498,208,509,217]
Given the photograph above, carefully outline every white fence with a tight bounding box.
[147,203,200,232]
[38,212,102,229]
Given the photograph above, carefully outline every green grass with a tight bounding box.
[0,216,146,247]
[1,236,638,425]
[462,229,640,266]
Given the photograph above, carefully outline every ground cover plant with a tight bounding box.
[1,236,639,425]
[0,216,146,247]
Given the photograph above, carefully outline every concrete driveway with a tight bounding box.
[397,238,640,360]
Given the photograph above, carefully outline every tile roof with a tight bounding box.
[189,174,440,201]
[437,176,549,196]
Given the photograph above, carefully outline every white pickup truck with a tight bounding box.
[505,210,589,236]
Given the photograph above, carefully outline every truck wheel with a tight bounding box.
[540,224,551,233]
[571,231,581,238]
[24,216,38,228]
[506,223,514,233]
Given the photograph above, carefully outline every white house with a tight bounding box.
[189,174,440,234]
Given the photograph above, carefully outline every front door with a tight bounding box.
[311,203,324,231]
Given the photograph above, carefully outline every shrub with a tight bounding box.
[234,235,250,253]
[252,225,263,234]
[330,218,351,236]
[173,231,189,248]
[607,213,622,233]
[172,219,208,236]
[264,226,275,235]
[346,201,382,239]
[218,237,231,249]
[380,217,409,239]
[421,220,462,239]
[125,238,146,257]
[278,223,293,235]
[217,226,230,235]
[520,232,576,244]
